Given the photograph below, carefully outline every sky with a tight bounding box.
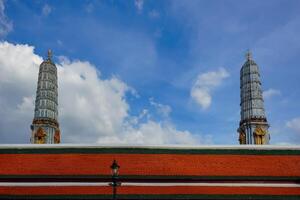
[0,0,299,145]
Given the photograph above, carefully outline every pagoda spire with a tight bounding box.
[30,49,61,144]
[238,51,270,145]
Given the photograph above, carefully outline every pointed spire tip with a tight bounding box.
[246,49,252,61]
[47,49,52,60]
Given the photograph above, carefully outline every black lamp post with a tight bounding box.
[109,160,121,200]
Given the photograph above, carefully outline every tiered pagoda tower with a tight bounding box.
[30,50,60,144]
[238,51,270,145]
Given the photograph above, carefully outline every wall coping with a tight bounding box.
[0,144,299,150]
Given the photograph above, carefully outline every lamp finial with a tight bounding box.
[246,49,252,61]
[47,49,52,60]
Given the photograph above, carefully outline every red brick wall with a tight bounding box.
[0,146,299,199]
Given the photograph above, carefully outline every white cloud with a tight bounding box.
[0,0,12,37]
[56,57,130,143]
[128,109,150,126]
[99,121,202,145]
[190,68,229,109]
[286,118,300,134]
[85,3,94,13]
[149,98,171,118]
[134,0,143,13]
[42,4,52,16]
[191,88,211,109]
[0,41,205,145]
[263,88,281,100]
[149,10,160,18]
[17,96,35,114]
[274,142,294,146]
[57,40,63,46]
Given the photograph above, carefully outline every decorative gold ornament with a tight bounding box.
[34,127,46,144]
[54,130,60,144]
[253,126,267,145]
[239,131,246,144]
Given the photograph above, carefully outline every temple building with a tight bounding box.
[238,51,270,145]
[30,50,60,144]
[0,50,298,199]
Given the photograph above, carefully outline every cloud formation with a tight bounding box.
[286,118,300,134]
[263,88,281,100]
[190,68,229,109]
[0,0,12,37]
[148,10,160,19]
[0,41,202,145]
[42,4,52,16]
[85,3,94,13]
[149,98,171,118]
[134,0,144,13]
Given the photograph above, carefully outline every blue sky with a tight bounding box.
[0,0,300,145]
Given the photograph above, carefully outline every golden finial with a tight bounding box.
[246,49,252,61]
[47,49,52,60]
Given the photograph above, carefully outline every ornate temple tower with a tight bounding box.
[238,51,270,145]
[30,50,60,144]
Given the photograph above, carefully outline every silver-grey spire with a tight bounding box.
[30,49,60,144]
[238,51,270,145]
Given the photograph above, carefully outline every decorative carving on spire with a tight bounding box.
[253,126,267,145]
[239,131,246,145]
[54,130,60,144]
[34,127,47,144]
